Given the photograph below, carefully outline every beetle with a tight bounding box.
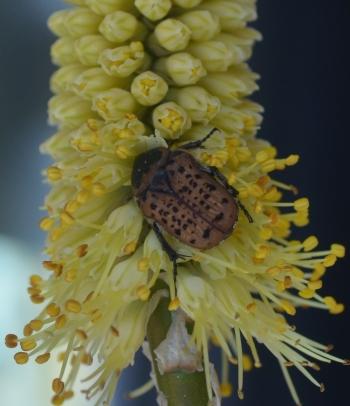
[131,128,253,278]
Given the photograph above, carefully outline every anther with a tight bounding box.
[168,297,180,311]
[14,352,29,365]
[52,378,65,395]
[5,334,18,348]
[35,353,51,364]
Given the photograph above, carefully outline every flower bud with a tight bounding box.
[75,34,113,66]
[201,67,258,105]
[173,0,203,8]
[99,41,146,78]
[135,0,172,21]
[72,68,128,99]
[168,86,220,124]
[92,88,138,121]
[153,102,191,140]
[131,71,168,106]
[99,11,146,43]
[64,7,102,38]
[48,10,70,37]
[187,41,233,72]
[197,1,257,31]
[86,0,136,16]
[155,53,206,86]
[49,93,95,129]
[51,38,79,66]
[178,10,220,41]
[50,65,86,94]
[154,19,191,52]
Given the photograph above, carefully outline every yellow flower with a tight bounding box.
[6,0,346,405]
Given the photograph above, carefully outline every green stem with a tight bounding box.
[147,296,209,406]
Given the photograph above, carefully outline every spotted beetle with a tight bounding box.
[131,128,253,278]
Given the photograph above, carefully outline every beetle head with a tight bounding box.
[131,147,169,194]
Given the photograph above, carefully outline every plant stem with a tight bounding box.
[147,296,209,406]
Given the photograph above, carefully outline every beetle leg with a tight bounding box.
[152,223,189,293]
[207,166,254,223]
[181,128,219,150]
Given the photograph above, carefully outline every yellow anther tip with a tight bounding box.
[52,378,65,395]
[303,236,319,251]
[137,286,151,301]
[243,354,253,371]
[331,244,346,258]
[168,297,180,311]
[5,334,18,348]
[14,352,29,365]
[137,258,150,272]
[220,383,233,398]
[294,198,309,212]
[65,299,82,314]
[323,254,337,268]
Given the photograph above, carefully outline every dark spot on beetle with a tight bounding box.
[185,174,192,179]
[162,218,168,224]
[175,229,181,236]
[182,224,188,230]
[164,211,169,216]
[159,209,164,215]
[200,200,205,206]
[167,203,172,208]
[204,194,210,199]
[222,197,229,204]
[172,207,179,213]
[192,182,198,188]
[190,239,196,244]
[205,205,211,210]
[168,159,175,164]
[195,174,202,179]
[178,166,185,173]
[188,219,194,225]
[206,183,216,192]
[151,203,157,210]
[215,212,224,221]
[202,228,211,239]
[181,186,189,193]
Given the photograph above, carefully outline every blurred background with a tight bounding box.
[0,0,349,405]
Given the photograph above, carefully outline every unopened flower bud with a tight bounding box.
[178,10,220,41]
[155,53,206,86]
[75,34,113,66]
[50,65,86,94]
[154,19,191,52]
[86,0,135,16]
[173,0,203,8]
[131,71,168,106]
[51,38,79,66]
[135,0,172,21]
[99,11,146,43]
[49,93,94,129]
[65,7,102,38]
[168,86,220,124]
[72,68,126,99]
[187,41,233,72]
[48,10,70,37]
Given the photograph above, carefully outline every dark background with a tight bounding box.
[0,1,349,405]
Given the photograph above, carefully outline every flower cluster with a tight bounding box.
[6,0,346,405]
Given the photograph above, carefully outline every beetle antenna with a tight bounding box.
[180,127,220,150]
